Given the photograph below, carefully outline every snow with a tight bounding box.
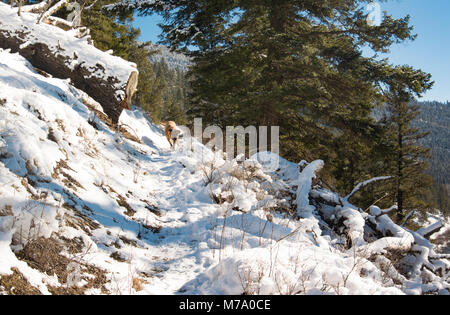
[0,45,448,295]
[0,3,137,94]
[296,160,324,218]
[363,206,415,254]
[335,206,366,247]
[417,217,444,238]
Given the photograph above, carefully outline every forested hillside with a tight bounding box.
[146,43,191,72]
[414,101,450,213]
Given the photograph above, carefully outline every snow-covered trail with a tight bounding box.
[1,48,447,295]
[126,148,218,294]
[0,47,219,294]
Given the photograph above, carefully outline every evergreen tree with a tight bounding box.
[133,1,424,192]
[128,43,165,122]
[381,66,434,222]
[80,0,139,60]
[74,1,166,121]
[152,58,188,123]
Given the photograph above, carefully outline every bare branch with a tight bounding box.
[345,176,393,201]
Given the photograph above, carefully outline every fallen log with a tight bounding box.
[417,220,444,240]
[0,3,138,124]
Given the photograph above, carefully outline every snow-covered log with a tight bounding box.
[296,160,324,218]
[36,0,68,24]
[417,220,444,240]
[344,176,392,201]
[19,0,50,13]
[0,3,138,124]
[362,206,415,254]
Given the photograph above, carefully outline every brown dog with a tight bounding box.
[162,121,182,149]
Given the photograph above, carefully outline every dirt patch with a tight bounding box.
[110,251,127,263]
[16,237,109,295]
[0,267,42,295]
[0,205,13,217]
[82,100,142,144]
[116,195,136,217]
[47,127,58,144]
[119,235,138,247]
[52,160,85,191]
[141,200,162,217]
[33,67,51,78]
[142,222,161,234]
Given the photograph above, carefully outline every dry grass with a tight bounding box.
[116,195,136,217]
[81,99,142,144]
[63,204,100,236]
[110,251,127,263]
[0,205,13,217]
[52,160,85,191]
[433,229,450,254]
[0,268,42,295]
[210,193,234,205]
[16,237,109,295]
[17,237,71,283]
[132,277,148,292]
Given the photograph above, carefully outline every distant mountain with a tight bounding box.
[413,101,450,186]
[414,101,450,213]
[372,100,449,212]
[146,43,191,72]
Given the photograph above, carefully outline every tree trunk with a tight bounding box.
[396,124,404,222]
[0,3,138,124]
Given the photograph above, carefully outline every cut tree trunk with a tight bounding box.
[0,3,138,124]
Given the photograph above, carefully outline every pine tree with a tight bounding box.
[381,66,434,222]
[76,1,166,121]
[152,58,188,123]
[80,0,139,60]
[127,0,433,198]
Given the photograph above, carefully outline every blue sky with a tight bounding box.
[134,0,450,102]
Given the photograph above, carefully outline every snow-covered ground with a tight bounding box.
[0,47,448,295]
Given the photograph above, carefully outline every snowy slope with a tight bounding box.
[0,48,448,295]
